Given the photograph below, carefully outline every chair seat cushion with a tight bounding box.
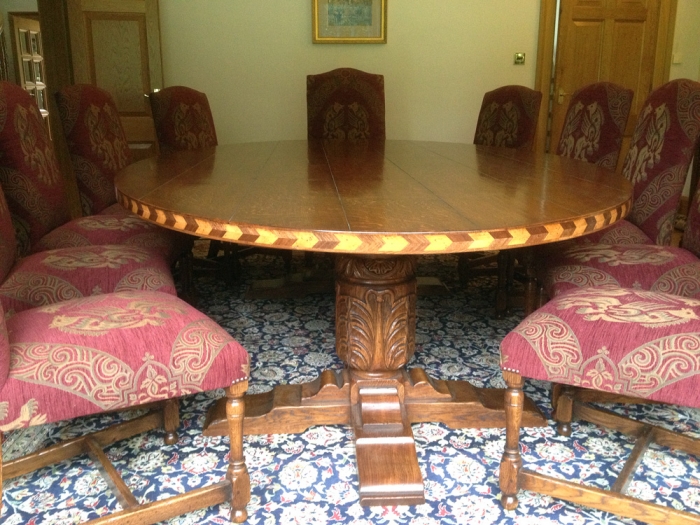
[500,286,700,407]
[0,245,176,314]
[32,214,192,263]
[0,290,249,431]
[542,243,700,299]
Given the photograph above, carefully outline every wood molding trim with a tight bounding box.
[654,0,677,88]
[36,0,82,218]
[534,0,557,154]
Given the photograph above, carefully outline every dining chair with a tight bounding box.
[0,179,177,315]
[499,285,700,525]
[0,289,250,523]
[55,84,133,216]
[148,85,218,153]
[555,82,633,169]
[149,85,289,280]
[306,67,385,140]
[0,81,189,265]
[538,78,700,301]
[461,85,543,316]
[566,78,700,247]
[473,85,542,151]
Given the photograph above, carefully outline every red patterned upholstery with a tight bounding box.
[149,86,218,153]
[33,213,189,263]
[55,84,132,215]
[0,290,249,429]
[0,81,71,255]
[542,243,700,299]
[473,85,542,150]
[0,290,8,388]
[0,82,190,264]
[542,107,700,302]
[0,181,16,284]
[499,284,700,522]
[0,244,176,314]
[579,79,700,246]
[556,82,633,169]
[307,68,385,140]
[501,285,700,406]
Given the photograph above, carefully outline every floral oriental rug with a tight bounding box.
[3,253,700,524]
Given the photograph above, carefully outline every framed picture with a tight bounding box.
[312,0,387,44]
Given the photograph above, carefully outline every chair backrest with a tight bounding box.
[0,81,71,256]
[623,78,700,246]
[55,84,132,216]
[306,68,385,140]
[149,86,218,152]
[0,183,17,285]
[0,298,8,391]
[555,82,633,169]
[473,85,542,150]
[0,184,13,391]
[680,167,700,258]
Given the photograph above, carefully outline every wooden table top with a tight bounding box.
[115,140,633,255]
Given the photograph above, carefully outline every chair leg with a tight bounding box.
[495,251,509,318]
[500,370,524,510]
[178,250,198,306]
[163,399,179,445]
[554,385,575,436]
[207,240,222,259]
[226,381,250,523]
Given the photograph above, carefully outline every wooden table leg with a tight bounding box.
[204,254,545,507]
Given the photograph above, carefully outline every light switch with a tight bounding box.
[514,53,526,65]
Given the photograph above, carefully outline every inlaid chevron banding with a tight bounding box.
[116,192,631,255]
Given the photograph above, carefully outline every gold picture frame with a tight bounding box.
[312,0,387,44]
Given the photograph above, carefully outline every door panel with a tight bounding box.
[67,0,162,160]
[551,0,664,169]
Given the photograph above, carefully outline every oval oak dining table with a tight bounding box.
[115,139,633,507]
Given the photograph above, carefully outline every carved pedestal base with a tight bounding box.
[204,254,545,506]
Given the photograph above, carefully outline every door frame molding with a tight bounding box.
[534,0,678,154]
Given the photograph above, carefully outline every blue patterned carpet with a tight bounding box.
[3,252,700,524]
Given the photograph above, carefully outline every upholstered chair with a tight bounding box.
[149,85,218,153]
[473,85,542,151]
[539,79,700,301]
[149,85,275,277]
[0,81,189,264]
[0,289,250,523]
[307,68,385,141]
[0,178,176,316]
[499,285,700,525]
[461,85,543,315]
[55,84,133,216]
[568,78,700,246]
[555,82,633,169]
[540,176,700,301]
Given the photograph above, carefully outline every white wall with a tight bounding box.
[159,0,540,144]
[669,0,700,82]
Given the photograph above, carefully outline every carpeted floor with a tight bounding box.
[3,252,700,524]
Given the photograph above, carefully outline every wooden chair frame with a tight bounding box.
[1,382,249,524]
[500,370,700,525]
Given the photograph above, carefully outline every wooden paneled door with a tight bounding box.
[536,0,676,167]
[67,0,163,160]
